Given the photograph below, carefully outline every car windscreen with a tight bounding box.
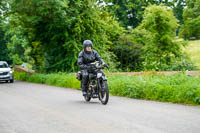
[0,63,8,68]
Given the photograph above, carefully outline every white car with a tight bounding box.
[0,61,14,83]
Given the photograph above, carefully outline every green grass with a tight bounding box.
[108,74,200,105]
[14,72,80,89]
[185,40,200,69]
[15,72,200,106]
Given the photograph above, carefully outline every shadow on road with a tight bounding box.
[70,100,101,105]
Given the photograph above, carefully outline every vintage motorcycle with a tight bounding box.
[77,61,109,105]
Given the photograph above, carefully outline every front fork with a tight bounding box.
[97,72,107,92]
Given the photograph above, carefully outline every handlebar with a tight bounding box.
[88,61,109,70]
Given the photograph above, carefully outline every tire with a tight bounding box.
[84,94,91,102]
[84,88,91,102]
[99,81,109,105]
[10,79,14,83]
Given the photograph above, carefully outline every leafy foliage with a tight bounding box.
[109,4,193,71]
[5,24,31,65]
[179,0,200,39]
[0,23,10,62]
[0,1,12,63]
[112,28,154,71]
[172,0,186,25]
[1,0,198,72]
[138,4,185,70]
[8,0,122,72]
[104,0,146,28]
[112,33,144,71]
[104,0,185,29]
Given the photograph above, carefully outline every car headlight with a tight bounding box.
[10,71,13,74]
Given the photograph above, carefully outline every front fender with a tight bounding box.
[101,75,107,81]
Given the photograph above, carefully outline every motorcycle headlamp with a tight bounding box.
[97,73,102,78]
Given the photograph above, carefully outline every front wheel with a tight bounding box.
[84,90,91,102]
[99,81,109,105]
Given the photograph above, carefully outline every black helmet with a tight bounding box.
[83,40,93,48]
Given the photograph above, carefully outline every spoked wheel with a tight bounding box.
[84,91,91,102]
[99,81,109,105]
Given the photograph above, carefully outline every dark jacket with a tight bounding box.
[78,50,103,70]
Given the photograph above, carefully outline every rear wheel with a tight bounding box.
[99,81,109,105]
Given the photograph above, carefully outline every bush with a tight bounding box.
[112,5,193,71]
[112,28,154,71]
[112,33,144,71]
[138,4,185,71]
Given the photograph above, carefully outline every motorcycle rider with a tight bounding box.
[77,40,108,96]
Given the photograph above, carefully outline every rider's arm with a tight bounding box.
[94,50,104,64]
[78,51,89,70]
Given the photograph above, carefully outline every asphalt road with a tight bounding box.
[0,81,200,133]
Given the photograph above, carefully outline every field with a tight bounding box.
[185,40,200,69]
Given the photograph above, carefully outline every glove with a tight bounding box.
[102,61,108,68]
[100,60,104,65]
[103,63,109,68]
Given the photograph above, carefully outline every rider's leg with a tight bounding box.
[81,70,89,96]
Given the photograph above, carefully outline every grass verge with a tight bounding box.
[14,72,200,106]
[14,72,80,89]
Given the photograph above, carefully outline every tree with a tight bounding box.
[0,24,10,62]
[104,0,146,28]
[112,28,153,71]
[113,33,143,71]
[104,0,185,29]
[139,4,182,70]
[172,0,186,24]
[8,0,122,72]
[5,23,30,65]
[179,0,200,39]
[0,0,12,63]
